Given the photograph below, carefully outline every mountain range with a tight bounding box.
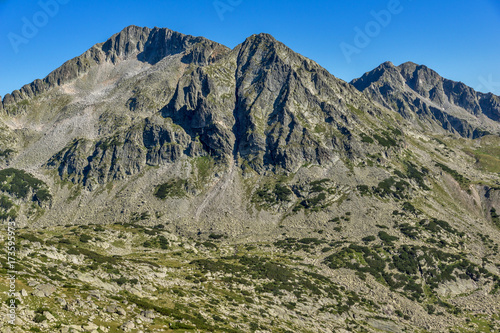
[0,25,499,333]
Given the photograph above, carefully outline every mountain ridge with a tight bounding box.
[3,25,499,127]
[0,25,500,333]
[0,25,229,108]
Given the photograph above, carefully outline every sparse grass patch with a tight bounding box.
[154,179,188,199]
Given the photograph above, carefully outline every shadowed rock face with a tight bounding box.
[351,61,500,138]
[231,33,362,172]
[30,26,381,185]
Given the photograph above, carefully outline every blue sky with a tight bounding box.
[1,0,499,98]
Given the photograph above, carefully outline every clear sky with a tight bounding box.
[1,0,499,98]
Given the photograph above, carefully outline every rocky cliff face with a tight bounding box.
[351,61,500,138]
[9,26,396,188]
[232,33,365,172]
[1,26,500,333]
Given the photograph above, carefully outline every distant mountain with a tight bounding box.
[351,61,500,138]
[0,26,499,333]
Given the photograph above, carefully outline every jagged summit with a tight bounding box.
[101,25,227,65]
[246,32,277,40]
[1,25,228,107]
[351,61,500,137]
[1,28,330,108]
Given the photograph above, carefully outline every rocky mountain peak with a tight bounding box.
[237,32,281,60]
[352,61,500,137]
[397,61,419,70]
[100,25,153,62]
[236,32,300,65]
[379,60,396,69]
[1,26,229,109]
[350,61,400,91]
[245,32,277,43]
[101,25,227,65]
[397,62,443,94]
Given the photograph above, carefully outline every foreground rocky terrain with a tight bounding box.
[1,222,499,332]
[0,26,499,332]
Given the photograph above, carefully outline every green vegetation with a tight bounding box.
[402,201,419,215]
[112,277,138,286]
[19,233,44,243]
[193,156,215,188]
[324,243,498,302]
[130,211,150,222]
[34,188,51,202]
[491,208,500,228]
[403,162,430,190]
[79,234,93,243]
[360,134,374,143]
[0,220,498,332]
[362,235,376,243]
[365,161,429,201]
[292,179,336,212]
[96,136,123,151]
[274,184,293,201]
[347,104,364,116]
[252,178,342,213]
[0,168,51,203]
[435,162,470,190]
[309,179,330,192]
[154,178,187,199]
[143,235,169,249]
[398,223,418,240]
[66,247,120,265]
[464,144,500,173]
[0,149,15,158]
[357,185,371,196]
[252,182,293,208]
[374,177,410,199]
[274,237,326,252]
[126,294,240,333]
[295,192,329,211]
[373,130,399,147]
[33,314,47,323]
[0,195,13,210]
[0,194,17,221]
[375,177,396,197]
[324,244,387,282]
[419,218,463,236]
[192,254,337,299]
[209,233,224,240]
[378,231,399,245]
